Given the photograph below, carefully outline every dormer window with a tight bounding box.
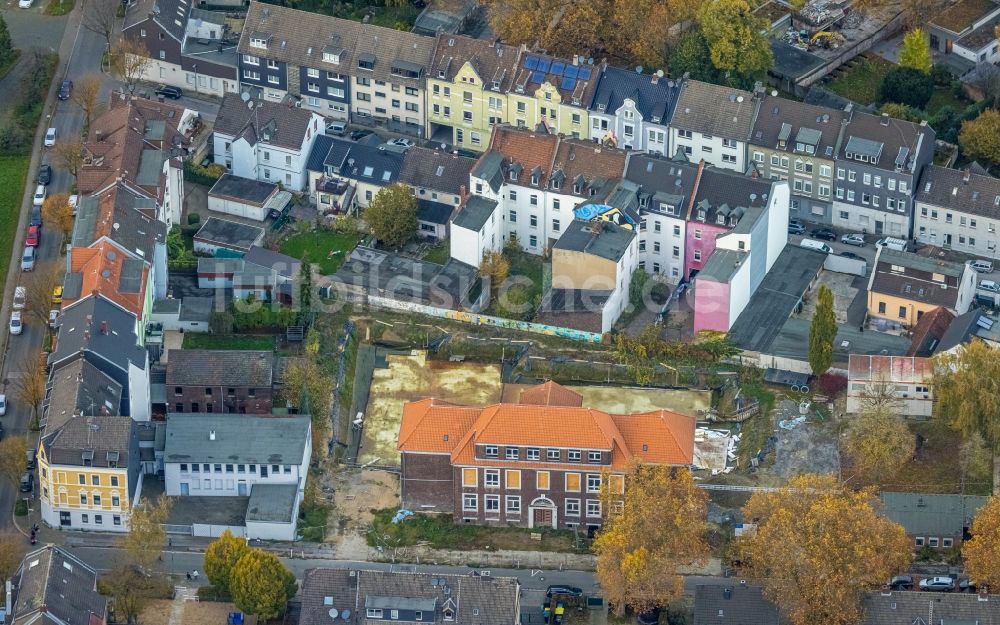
[716,214,725,225]
[443,609,455,621]
[551,178,560,190]
[698,210,706,221]
[250,36,268,49]
[485,445,498,457]
[492,80,500,90]
[510,170,517,181]
[573,183,581,194]
[505,447,519,460]
[358,54,375,71]
[323,52,340,64]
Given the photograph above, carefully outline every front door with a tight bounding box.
[534,508,552,526]
[238,481,248,496]
[59,511,71,526]
[180,482,189,496]
[945,233,953,247]
[875,220,884,235]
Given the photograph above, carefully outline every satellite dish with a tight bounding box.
[656,69,664,78]
[342,610,351,620]
[635,65,643,73]
[112,222,120,230]
[241,91,250,102]
[737,95,744,103]
[328,609,339,619]
[771,89,778,96]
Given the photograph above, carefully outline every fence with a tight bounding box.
[797,10,907,89]
[367,296,604,344]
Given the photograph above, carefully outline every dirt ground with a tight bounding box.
[322,467,401,538]
[359,351,502,466]
[140,599,257,625]
[501,383,711,417]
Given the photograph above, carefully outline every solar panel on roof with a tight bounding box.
[550,62,565,76]
[525,56,539,70]
[537,58,551,72]
[578,66,592,80]
[564,65,578,79]
[560,76,576,90]
[531,71,545,84]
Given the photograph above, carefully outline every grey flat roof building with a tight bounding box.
[246,483,299,523]
[451,196,497,231]
[193,217,265,253]
[553,220,635,262]
[880,492,988,537]
[164,414,310,465]
[209,174,279,206]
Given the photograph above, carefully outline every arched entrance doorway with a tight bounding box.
[529,497,557,529]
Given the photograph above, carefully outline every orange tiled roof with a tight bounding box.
[490,126,559,188]
[398,382,695,468]
[62,241,148,318]
[518,380,583,407]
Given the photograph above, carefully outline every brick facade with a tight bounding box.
[167,384,273,414]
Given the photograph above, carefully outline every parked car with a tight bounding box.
[32,185,46,207]
[959,578,977,593]
[350,129,373,141]
[44,127,56,147]
[840,233,865,246]
[13,286,26,310]
[48,308,59,328]
[787,220,805,235]
[0,394,7,416]
[26,225,40,247]
[326,121,347,136]
[37,164,51,185]
[980,280,1000,293]
[810,228,837,241]
[839,251,861,260]
[386,138,414,148]
[21,246,35,271]
[18,0,33,8]
[51,285,62,304]
[888,575,914,590]
[19,472,32,493]
[800,239,833,254]
[876,237,907,252]
[969,259,994,273]
[919,576,955,592]
[68,194,79,215]
[546,586,584,598]
[9,311,22,336]
[25,448,35,470]
[155,85,183,99]
[30,207,42,227]
[58,79,73,100]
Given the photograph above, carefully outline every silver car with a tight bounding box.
[840,233,866,247]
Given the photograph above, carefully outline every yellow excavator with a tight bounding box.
[810,31,845,49]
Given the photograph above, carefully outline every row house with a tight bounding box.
[212,93,324,192]
[866,247,975,330]
[914,165,1000,258]
[669,80,758,173]
[9,547,108,625]
[398,381,695,531]
[38,415,140,532]
[238,2,434,137]
[397,146,476,238]
[62,241,153,331]
[503,51,598,142]
[831,111,935,238]
[123,0,239,97]
[426,35,523,151]
[165,349,276,414]
[78,94,195,225]
[749,94,844,223]
[305,134,405,210]
[588,66,682,156]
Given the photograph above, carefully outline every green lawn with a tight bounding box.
[826,54,896,105]
[181,333,275,350]
[44,0,74,15]
[487,249,545,320]
[280,231,361,275]
[420,241,451,265]
[0,156,30,294]
[926,87,971,116]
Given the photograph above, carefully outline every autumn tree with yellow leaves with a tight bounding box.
[963,494,1000,590]
[593,465,709,616]
[736,474,911,625]
[933,340,1000,449]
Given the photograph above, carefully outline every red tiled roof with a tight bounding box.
[518,381,583,407]
[489,126,559,188]
[906,306,955,356]
[62,241,148,318]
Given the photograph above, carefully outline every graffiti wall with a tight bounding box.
[368,296,604,344]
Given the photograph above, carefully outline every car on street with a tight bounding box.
[810,228,837,241]
[9,311,23,336]
[58,79,73,100]
[13,286,26,310]
[969,259,994,273]
[841,233,865,246]
[48,308,59,328]
[350,129,373,141]
[21,246,35,271]
[919,576,955,592]
[68,194,79,214]
[326,121,347,136]
[30,207,42,227]
[0,394,7,416]
[888,575,914,590]
[980,280,1000,293]
[545,585,584,598]
[788,220,805,234]
[44,127,56,147]
[51,285,62,304]
[19,472,32,493]
[155,85,183,99]
[839,251,861,260]
[37,164,51,185]
[18,0,33,7]
[26,225,40,247]
[32,185,46,207]
[386,138,414,148]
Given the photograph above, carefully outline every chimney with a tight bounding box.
[979,590,990,602]
[880,113,890,126]
[963,168,971,183]
[459,184,467,200]
[100,320,108,335]
[651,72,659,84]
[723,588,732,600]
[209,430,216,441]
[96,131,104,142]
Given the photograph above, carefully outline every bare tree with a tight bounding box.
[52,139,84,191]
[81,0,118,51]
[71,73,104,130]
[0,436,28,487]
[15,352,48,428]
[24,262,62,325]
[110,39,152,95]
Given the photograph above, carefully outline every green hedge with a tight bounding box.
[184,160,226,186]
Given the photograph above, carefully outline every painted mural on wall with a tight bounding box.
[573,204,636,230]
[368,296,603,343]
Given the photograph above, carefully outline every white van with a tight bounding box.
[800,238,832,254]
[876,237,907,252]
